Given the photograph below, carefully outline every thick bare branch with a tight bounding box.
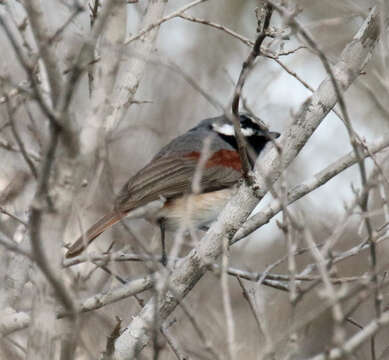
[107,0,169,130]
[22,0,63,102]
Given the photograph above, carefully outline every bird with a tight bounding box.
[65,114,280,262]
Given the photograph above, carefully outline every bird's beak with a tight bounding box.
[269,131,280,139]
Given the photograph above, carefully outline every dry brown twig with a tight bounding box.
[236,275,266,339]
[231,3,274,181]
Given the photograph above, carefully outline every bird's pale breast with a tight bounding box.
[157,188,237,230]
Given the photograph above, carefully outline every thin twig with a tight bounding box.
[178,13,253,47]
[0,207,28,226]
[124,0,209,45]
[236,276,265,339]
[231,3,273,181]
[6,100,38,178]
[234,134,389,243]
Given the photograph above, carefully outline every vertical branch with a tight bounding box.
[304,229,346,348]
[79,0,127,219]
[283,211,298,342]
[6,100,38,179]
[108,0,168,128]
[88,0,100,95]
[22,0,63,103]
[28,126,75,311]
[17,2,84,359]
[231,3,273,181]
[221,235,236,360]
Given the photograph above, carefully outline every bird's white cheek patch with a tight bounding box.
[212,123,255,137]
[212,123,235,136]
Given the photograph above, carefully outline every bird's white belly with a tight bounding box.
[157,188,236,231]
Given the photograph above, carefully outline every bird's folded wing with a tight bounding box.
[65,152,242,258]
[115,154,241,212]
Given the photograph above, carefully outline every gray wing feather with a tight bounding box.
[115,156,240,212]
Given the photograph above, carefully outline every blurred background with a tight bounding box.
[1,0,389,359]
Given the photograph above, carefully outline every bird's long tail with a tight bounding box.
[65,211,123,258]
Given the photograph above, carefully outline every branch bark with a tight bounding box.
[22,0,63,103]
[107,0,168,130]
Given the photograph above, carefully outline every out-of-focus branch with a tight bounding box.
[160,325,188,360]
[28,126,77,360]
[226,266,359,286]
[236,276,266,339]
[109,6,380,360]
[107,0,168,132]
[63,250,291,290]
[0,171,30,204]
[20,5,80,358]
[263,261,389,358]
[0,275,153,336]
[79,0,166,215]
[304,229,346,345]
[0,137,40,162]
[62,251,163,267]
[0,8,80,157]
[0,310,30,337]
[234,133,389,243]
[0,15,61,129]
[22,0,63,102]
[0,206,27,226]
[58,275,153,318]
[307,310,389,360]
[6,100,38,179]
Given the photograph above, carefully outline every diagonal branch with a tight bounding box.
[233,134,389,243]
